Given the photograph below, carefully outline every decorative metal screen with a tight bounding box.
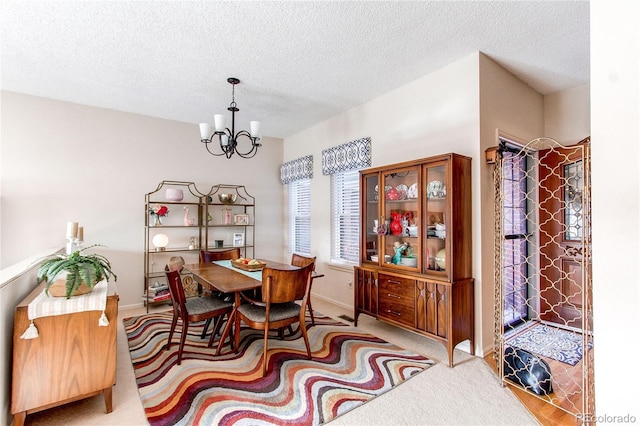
[493,137,594,422]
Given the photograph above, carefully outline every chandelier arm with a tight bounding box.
[232,132,261,158]
[235,129,261,143]
[201,138,226,157]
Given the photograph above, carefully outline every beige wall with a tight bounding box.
[478,53,546,354]
[545,84,591,144]
[1,92,285,307]
[283,52,592,362]
[284,54,482,349]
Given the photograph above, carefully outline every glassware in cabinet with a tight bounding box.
[424,162,447,275]
[362,173,380,263]
[381,166,420,270]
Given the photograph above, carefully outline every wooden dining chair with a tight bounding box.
[219,263,315,377]
[198,248,241,338]
[290,253,317,325]
[199,248,241,263]
[165,270,234,365]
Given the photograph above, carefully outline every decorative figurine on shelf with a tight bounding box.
[183,206,195,226]
[390,212,403,235]
[392,241,408,265]
[188,237,197,250]
[223,208,232,225]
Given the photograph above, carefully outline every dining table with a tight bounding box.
[183,259,324,355]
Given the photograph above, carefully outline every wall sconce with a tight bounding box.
[152,233,169,252]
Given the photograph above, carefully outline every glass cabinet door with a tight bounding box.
[381,166,420,270]
[424,161,447,276]
[362,173,380,263]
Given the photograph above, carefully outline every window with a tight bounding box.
[502,146,529,328]
[288,178,311,256]
[331,169,360,264]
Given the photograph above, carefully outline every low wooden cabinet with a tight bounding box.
[11,282,119,426]
[355,266,473,367]
[354,153,474,367]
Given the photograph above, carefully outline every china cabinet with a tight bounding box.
[354,153,474,366]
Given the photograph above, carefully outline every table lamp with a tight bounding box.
[152,233,169,252]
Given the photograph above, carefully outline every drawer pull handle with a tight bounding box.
[387,293,401,299]
[388,280,401,284]
[385,309,402,316]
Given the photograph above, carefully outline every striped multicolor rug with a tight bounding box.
[124,311,434,425]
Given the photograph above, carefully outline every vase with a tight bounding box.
[48,272,94,297]
[390,212,403,235]
[152,215,162,226]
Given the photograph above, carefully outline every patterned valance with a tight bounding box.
[280,155,313,184]
[322,137,371,175]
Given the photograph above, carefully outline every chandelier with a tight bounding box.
[199,77,261,159]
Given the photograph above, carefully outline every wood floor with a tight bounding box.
[484,353,583,425]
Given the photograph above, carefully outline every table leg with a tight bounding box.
[233,292,242,351]
[13,411,26,426]
[216,304,238,356]
[104,386,113,413]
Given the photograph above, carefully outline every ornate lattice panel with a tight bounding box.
[493,137,594,422]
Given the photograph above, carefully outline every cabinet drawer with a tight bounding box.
[379,274,414,297]
[378,274,415,326]
[379,298,415,327]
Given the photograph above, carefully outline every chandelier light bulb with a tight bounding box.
[214,114,226,132]
[250,121,261,137]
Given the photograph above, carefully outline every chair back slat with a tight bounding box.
[166,270,187,308]
[290,254,316,300]
[200,248,241,263]
[291,253,316,270]
[262,264,313,304]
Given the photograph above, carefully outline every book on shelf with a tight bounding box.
[147,285,169,296]
[152,291,171,302]
[142,288,172,303]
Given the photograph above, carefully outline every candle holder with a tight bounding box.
[66,237,75,255]
[66,237,81,254]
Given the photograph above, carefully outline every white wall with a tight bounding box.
[591,0,639,420]
[283,54,481,341]
[1,92,285,307]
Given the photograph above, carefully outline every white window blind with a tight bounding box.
[331,169,360,264]
[288,178,311,256]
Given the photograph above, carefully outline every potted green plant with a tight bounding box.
[37,244,117,298]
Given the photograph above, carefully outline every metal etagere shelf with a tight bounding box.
[143,181,256,312]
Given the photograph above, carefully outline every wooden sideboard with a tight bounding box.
[11,282,119,426]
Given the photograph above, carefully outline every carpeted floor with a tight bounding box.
[124,311,434,425]
[21,298,538,425]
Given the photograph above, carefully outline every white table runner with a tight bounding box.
[212,260,263,281]
[20,280,111,339]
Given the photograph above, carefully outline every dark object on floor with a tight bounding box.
[504,346,553,396]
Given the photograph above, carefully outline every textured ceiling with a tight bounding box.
[1,1,589,139]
